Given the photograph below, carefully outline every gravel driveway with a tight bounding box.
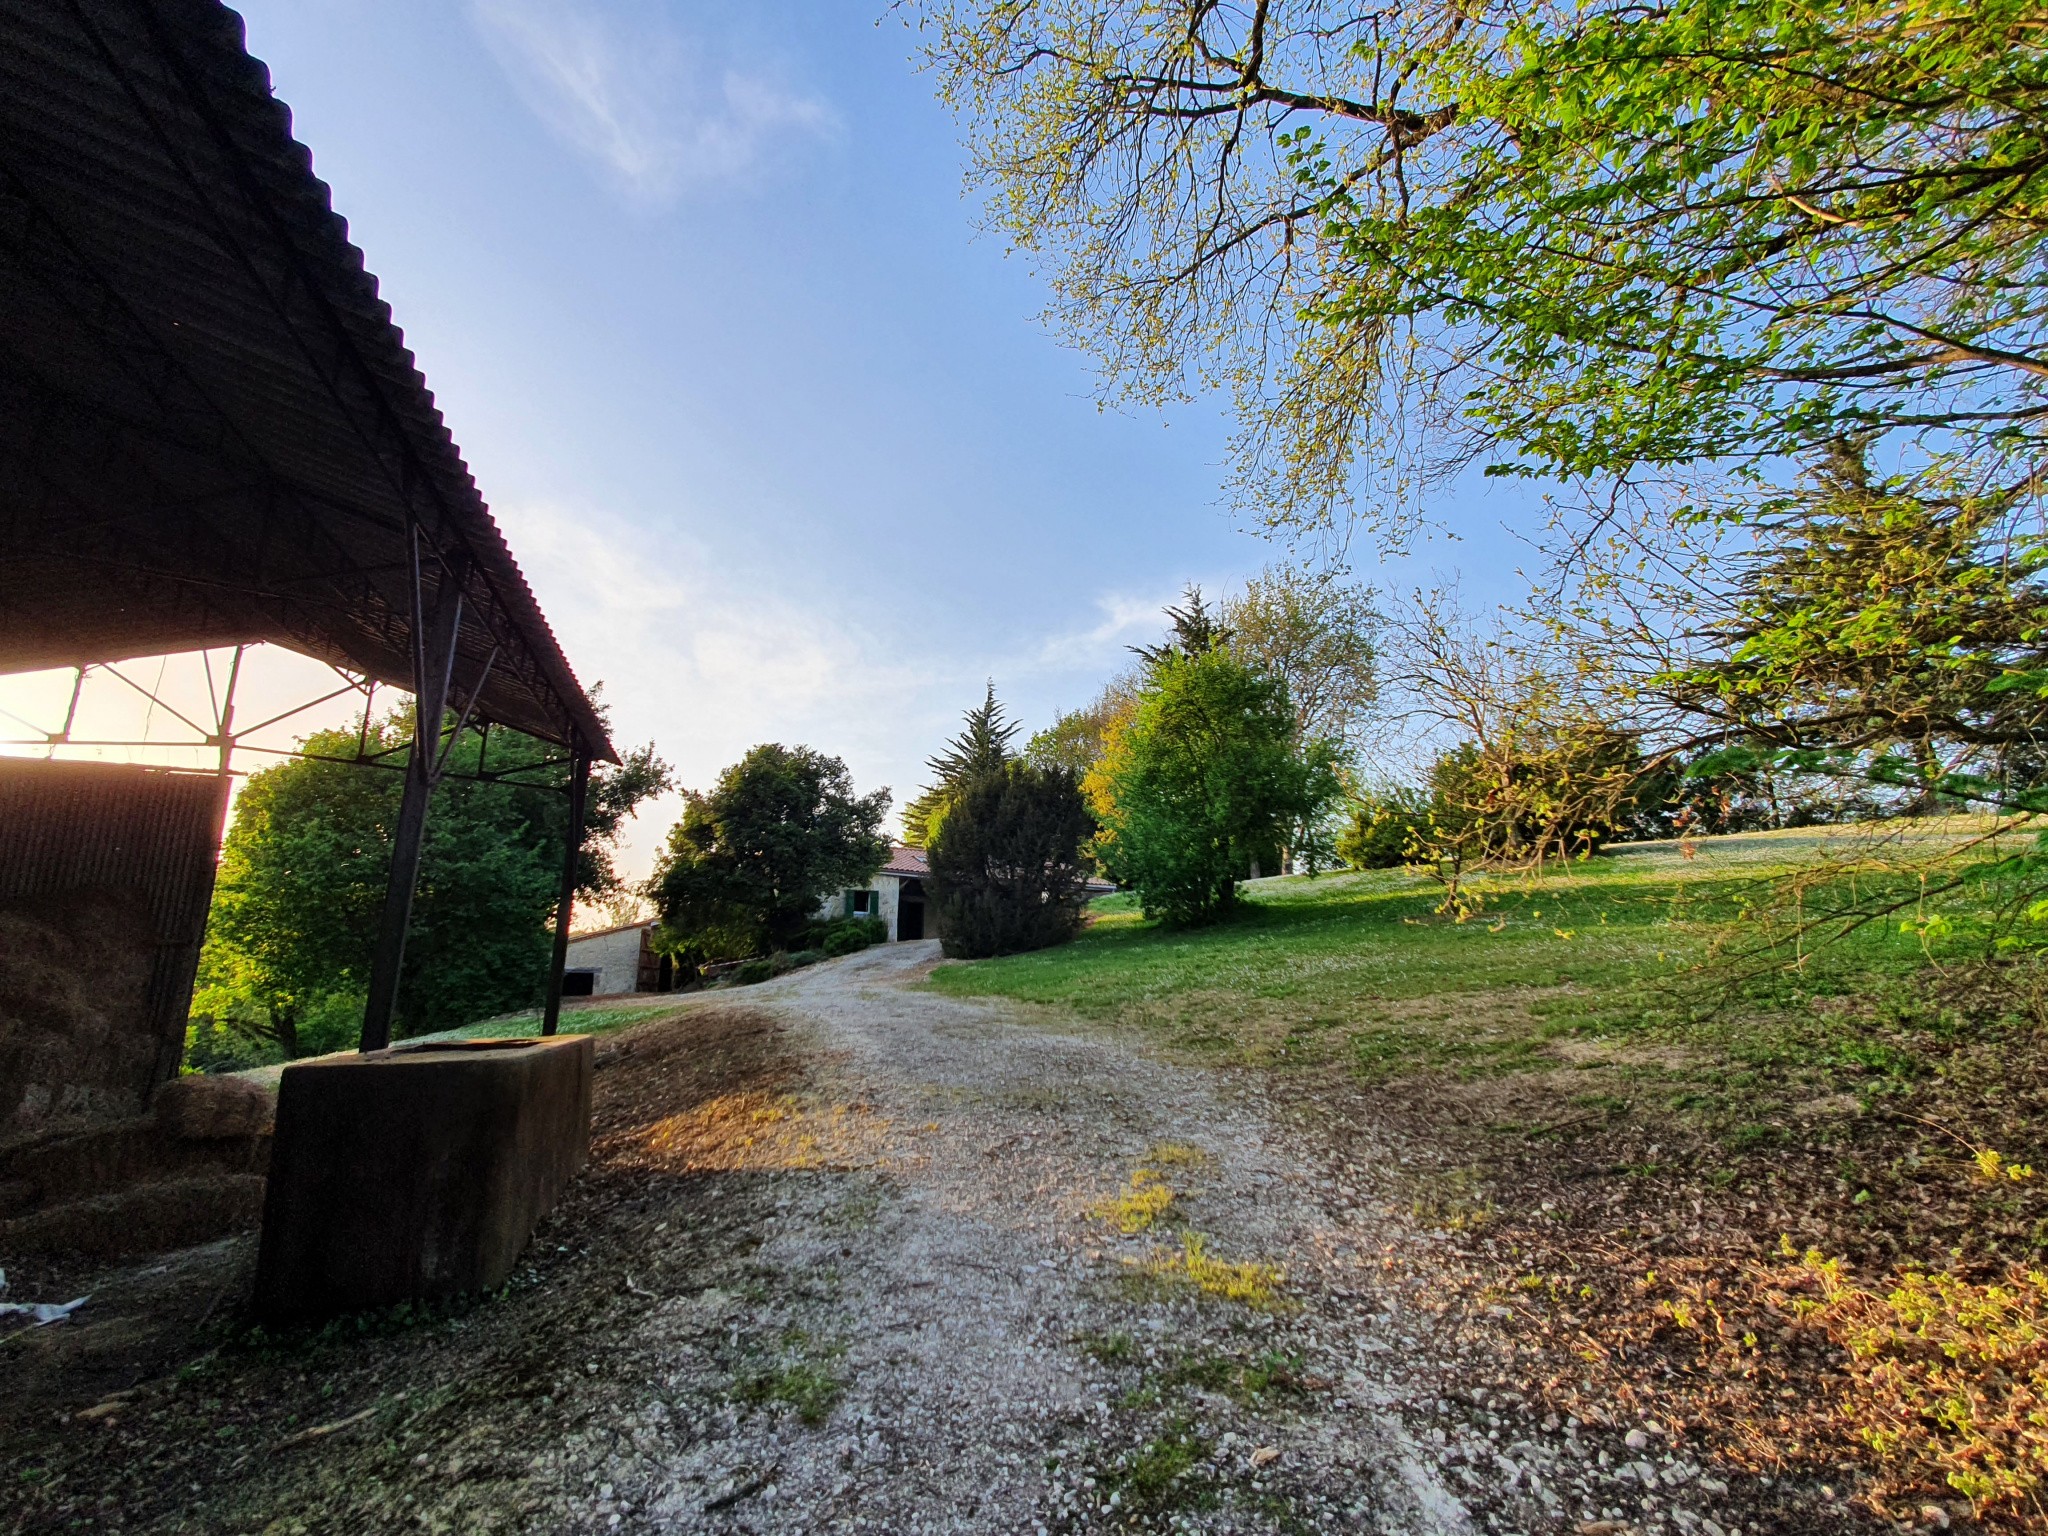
[540,941,1772,1536]
[6,941,1794,1536]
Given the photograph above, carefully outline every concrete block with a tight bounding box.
[253,1035,591,1321]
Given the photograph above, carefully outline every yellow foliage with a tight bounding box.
[1078,709,1135,865]
[1142,1232,1285,1308]
[1091,1167,1177,1234]
[1975,1147,2037,1183]
[1776,1251,2048,1518]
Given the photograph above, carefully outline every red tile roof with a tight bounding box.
[881,844,1118,895]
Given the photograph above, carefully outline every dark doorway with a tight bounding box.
[897,879,926,940]
[561,970,596,998]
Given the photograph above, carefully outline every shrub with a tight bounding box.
[810,915,887,956]
[733,959,774,985]
[928,762,1095,958]
[786,949,824,968]
[1337,787,1429,869]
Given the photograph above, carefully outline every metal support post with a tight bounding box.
[541,743,592,1037]
[358,561,465,1052]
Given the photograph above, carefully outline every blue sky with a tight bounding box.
[1,0,1539,890]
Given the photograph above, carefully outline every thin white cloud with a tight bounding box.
[492,498,953,871]
[1025,587,1192,673]
[490,502,1213,874]
[470,0,836,201]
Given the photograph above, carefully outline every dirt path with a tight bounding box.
[539,943,1773,1536]
[5,945,1801,1536]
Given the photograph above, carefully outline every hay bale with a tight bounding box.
[0,1173,266,1257]
[154,1075,274,1140]
[0,888,158,1140]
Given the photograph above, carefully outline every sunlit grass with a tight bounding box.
[431,996,694,1042]
[636,1091,893,1172]
[933,823,2048,1138]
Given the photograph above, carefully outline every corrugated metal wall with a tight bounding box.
[0,758,227,1141]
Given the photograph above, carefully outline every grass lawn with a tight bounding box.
[932,821,2048,1522]
[930,821,2047,1149]
[221,994,701,1086]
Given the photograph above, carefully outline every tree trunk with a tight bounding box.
[268,1001,300,1059]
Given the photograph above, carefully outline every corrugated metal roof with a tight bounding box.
[0,0,614,758]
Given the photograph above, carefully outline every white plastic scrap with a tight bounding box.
[0,1269,90,1327]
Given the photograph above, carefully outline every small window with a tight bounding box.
[848,889,876,916]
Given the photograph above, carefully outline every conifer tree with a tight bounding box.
[904,681,1018,844]
[1130,585,1230,670]
[928,763,1096,957]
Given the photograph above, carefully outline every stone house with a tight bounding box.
[560,919,674,998]
[821,845,933,942]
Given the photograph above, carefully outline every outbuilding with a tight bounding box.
[825,845,934,942]
[561,919,674,998]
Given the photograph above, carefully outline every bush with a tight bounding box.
[928,763,1095,958]
[733,959,774,985]
[815,915,886,956]
[822,926,870,957]
[183,1015,282,1074]
[182,987,366,1071]
[786,949,824,968]
[1337,788,1429,869]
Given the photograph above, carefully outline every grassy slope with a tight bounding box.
[930,824,2048,1521]
[932,823,2039,1150]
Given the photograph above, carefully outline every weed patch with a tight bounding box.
[1144,1141,1214,1170]
[1096,1416,1216,1519]
[1779,1250,2048,1522]
[732,1332,846,1427]
[1091,1167,1178,1234]
[1408,1166,1494,1233]
[1138,1234,1285,1309]
[1160,1346,1315,1407]
[1073,1330,1138,1365]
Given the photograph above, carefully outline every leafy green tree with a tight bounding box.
[648,744,890,957]
[1026,672,1144,780]
[1031,570,1372,834]
[928,1,2044,521]
[927,763,1097,957]
[195,711,670,1053]
[1094,649,1341,923]
[1336,786,1431,871]
[904,682,1019,845]
[1224,566,1377,749]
